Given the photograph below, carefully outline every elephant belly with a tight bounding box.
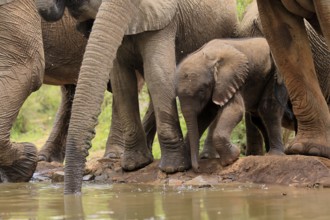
[44,66,79,85]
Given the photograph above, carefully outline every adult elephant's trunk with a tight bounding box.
[314,0,330,47]
[182,107,200,172]
[36,0,65,22]
[64,0,140,194]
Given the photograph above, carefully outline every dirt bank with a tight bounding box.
[34,155,330,188]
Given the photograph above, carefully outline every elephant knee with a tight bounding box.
[157,125,182,146]
[30,61,44,92]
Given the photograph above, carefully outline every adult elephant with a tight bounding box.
[0,6,146,170]
[233,0,330,156]
[0,0,44,182]
[40,13,147,162]
[0,8,90,181]
[0,3,146,181]
[38,10,87,163]
[255,0,330,157]
[40,10,148,162]
[37,0,238,193]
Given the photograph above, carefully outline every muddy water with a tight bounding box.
[0,183,329,219]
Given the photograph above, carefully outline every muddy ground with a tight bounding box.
[34,153,330,188]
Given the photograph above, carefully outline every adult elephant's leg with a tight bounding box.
[38,85,75,162]
[142,99,156,151]
[110,58,153,170]
[245,113,264,156]
[258,81,287,155]
[314,0,330,47]
[104,94,156,158]
[104,97,124,159]
[250,115,270,151]
[257,0,330,157]
[138,24,189,173]
[0,0,44,182]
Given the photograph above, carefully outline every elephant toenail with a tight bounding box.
[166,167,175,173]
[128,165,136,170]
[178,166,186,172]
[106,153,119,159]
[38,155,47,161]
[309,147,321,156]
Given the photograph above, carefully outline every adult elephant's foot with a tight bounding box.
[217,144,240,167]
[0,142,38,182]
[245,145,264,156]
[121,147,153,171]
[158,143,190,173]
[285,130,330,158]
[200,145,220,159]
[266,148,285,156]
[38,142,65,163]
[103,144,124,159]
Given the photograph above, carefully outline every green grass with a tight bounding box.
[11,85,61,145]
[11,0,253,159]
[237,0,253,20]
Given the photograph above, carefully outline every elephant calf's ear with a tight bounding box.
[212,47,249,106]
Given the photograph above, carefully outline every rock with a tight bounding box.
[168,179,183,186]
[52,171,65,182]
[184,175,218,187]
[94,174,108,182]
[32,173,50,182]
[83,174,94,181]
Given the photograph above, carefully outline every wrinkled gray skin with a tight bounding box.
[0,7,133,181]
[38,11,148,162]
[0,0,44,182]
[0,9,89,180]
[256,0,330,158]
[38,10,86,163]
[231,0,330,156]
[176,38,287,171]
[36,0,238,193]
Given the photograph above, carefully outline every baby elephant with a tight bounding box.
[176,38,287,171]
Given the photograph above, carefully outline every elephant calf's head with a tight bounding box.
[176,40,249,114]
[176,52,214,114]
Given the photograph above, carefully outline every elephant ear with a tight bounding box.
[126,0,178,35]
[0,0,13,5]
[211,46,249,107]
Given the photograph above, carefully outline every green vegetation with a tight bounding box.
[11,85,61,146]
[11,0,253,159]
[237,0,253,20]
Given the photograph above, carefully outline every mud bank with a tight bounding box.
[34,155,330,188]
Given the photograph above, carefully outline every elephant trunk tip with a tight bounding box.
[36,0,65,22]
[38,8,63,22]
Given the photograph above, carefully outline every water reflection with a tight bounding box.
[64,195,84,220]
[0,183,330,219]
